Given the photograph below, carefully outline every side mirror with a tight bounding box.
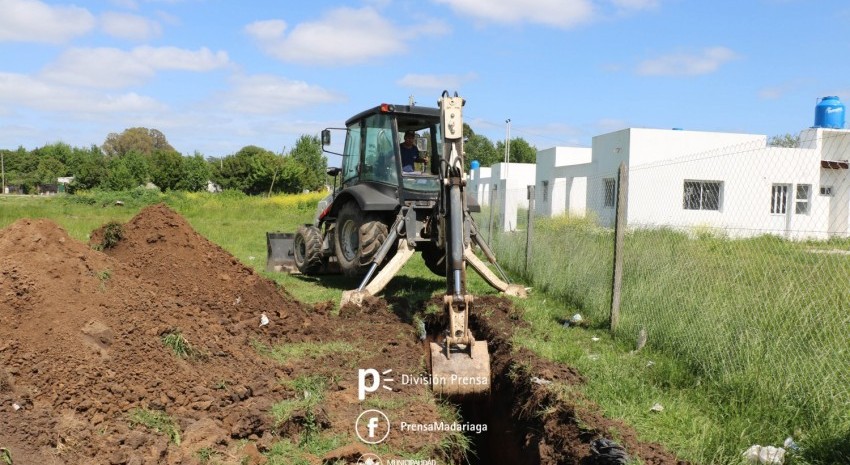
[321,129,331,146]
[326,167,341,177]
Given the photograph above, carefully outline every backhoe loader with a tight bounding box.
[267,92,526,396]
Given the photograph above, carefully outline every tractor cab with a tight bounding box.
[323,103,442,198]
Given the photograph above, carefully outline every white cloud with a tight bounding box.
[637,47,739,76]
[109,0,139,10]
[433,0,594,28]
[0,0,95,43]
[397,72,478,90]
[610,0,659,10]
[41,46,230,88]
[220,74,342,114]
[758,79,807,100]
[101,12,162,41]
[245,7,448,66]
[595,118,630,133]
[0,72,165,113]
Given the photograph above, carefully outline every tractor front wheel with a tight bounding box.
[293,225,325,274]
[334,202,388,277]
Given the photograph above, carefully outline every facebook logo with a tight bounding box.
[355,409,390,444]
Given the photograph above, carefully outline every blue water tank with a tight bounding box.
[470,160,480,170]
[814,96,845,129]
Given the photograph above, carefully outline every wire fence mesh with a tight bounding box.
[472,128,850,449]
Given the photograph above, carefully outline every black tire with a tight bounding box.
[293,225,325,275]
[421,243,447,277]
[334,202,388,277]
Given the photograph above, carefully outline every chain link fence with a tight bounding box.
[472,129,850,455]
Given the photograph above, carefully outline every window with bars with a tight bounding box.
[542,180,549,202]
[795,184,811,214]
[771,184,789,214]
[682,180,721,211]
[603,178,615,208]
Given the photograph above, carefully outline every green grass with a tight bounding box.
[254,340,356,366]
[127,407,181,445]
[270,375,329,447]
[490,217,850,464]
[195,447,220,464]
[263,435,349,465]
[98,221,124,250]
[161,329,201,360]
[6,193,848,463]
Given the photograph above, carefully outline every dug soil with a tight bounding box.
[1,203,686,465]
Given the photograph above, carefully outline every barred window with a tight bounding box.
[771,184,789,214]
[603,178,616,208]
[683,180,721,211]
[542,181,549,202]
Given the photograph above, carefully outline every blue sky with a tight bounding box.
[1,0,849,160]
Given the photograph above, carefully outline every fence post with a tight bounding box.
[487,185,497,244]
[610,162,628,333]
[526,185,535,274]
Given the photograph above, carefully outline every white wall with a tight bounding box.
[589,128,771,228]
[489,162,536,231]
[623,128,850,239]
[535,146,592,217]
[468,166,492,206]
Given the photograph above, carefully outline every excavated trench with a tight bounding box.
[422,337,538,465]
[421,298,567,465]
[420,295,685,465]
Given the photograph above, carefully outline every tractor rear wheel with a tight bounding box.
[334,202,388,277]
[293,225,325,274]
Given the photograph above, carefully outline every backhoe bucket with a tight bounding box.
[265,232,297,273]
[429,340,491,396]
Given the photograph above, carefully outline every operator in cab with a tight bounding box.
[400,130,428,173]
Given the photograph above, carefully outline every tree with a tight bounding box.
[213,145,286,195]
[101,157,136,190]
[34,156,66,185]
[769,133,801,148]
[149,150,184,190]
[463,123,474,139]
[122,151,150,186]
[103,127,176,157]
[70,147,107,191]
[33,142,73,166]
[288,134,327,192]
[178,153,212,192]
[496,137,537,164]
[273,156,307,194]
[464,134,499,171]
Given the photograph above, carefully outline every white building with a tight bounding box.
[533,127,850,239]
[534,146,592,218]
[468,162,536,231]
[468,166,491,206]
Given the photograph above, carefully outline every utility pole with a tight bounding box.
[504,119,511,178]
[1,150,5,194]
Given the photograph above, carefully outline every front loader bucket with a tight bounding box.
[265,232,297,273]
[429,340,491,397]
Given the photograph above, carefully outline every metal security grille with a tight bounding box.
[771,184,789,214]
[683,180,721,210]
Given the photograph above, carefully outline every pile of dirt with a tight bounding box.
[0,205,448,465]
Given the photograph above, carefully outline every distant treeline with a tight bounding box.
[1,127,328,195]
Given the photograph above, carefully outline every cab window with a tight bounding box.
[341,123,361,187]
[361,114,398,185]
